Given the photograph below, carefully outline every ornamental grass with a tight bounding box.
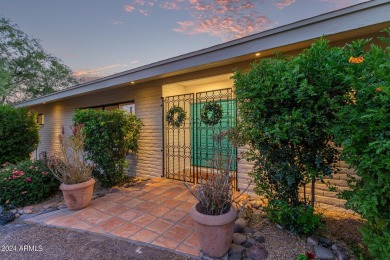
[47,124,93,185]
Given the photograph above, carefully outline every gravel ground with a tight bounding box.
[0,221,194,260]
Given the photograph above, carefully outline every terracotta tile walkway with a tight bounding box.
[26,178,201,257]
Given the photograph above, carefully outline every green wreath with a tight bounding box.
[166,105,187,127]
[200,102,223,126]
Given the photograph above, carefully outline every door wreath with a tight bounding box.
[166,105,187,127]
[200,102,223,126]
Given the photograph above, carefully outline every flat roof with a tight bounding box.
[14,0,390,108]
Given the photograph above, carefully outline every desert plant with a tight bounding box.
[0,104,39,164]
[47,124,93,184]
[185,129,247,215]
[0,159,59,207]
[73,109,142,187]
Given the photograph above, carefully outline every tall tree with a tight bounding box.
[0,17,78,104]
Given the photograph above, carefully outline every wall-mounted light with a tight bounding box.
[255,52,261,57]
[131,81,135,84]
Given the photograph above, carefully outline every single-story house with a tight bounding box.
[15,0,390,207]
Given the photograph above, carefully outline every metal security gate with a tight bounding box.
[163,88,237,189]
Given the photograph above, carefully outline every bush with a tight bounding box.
[0,159,59,207]
[266,200,323,235]
[73,109,142,187]
[332,30,390,258]
[0,104,39,164]
[233,38,350,234]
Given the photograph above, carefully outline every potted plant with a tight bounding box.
[47,124,94,210]
[185,129,246,258]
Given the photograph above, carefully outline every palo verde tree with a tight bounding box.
[233,39,351,234]
[0,17,78,104]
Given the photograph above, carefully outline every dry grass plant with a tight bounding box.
[185,129,249,215]
[47,124,93,185]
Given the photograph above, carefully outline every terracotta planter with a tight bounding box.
[190,203,237,258]
[60,178,95,210]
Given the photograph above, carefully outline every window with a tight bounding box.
[119,103,135,114]
[37,114,44,125]
[80,101,135,114]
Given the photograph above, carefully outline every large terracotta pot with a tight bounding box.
[190,203,237,258]
[60,178,95,210]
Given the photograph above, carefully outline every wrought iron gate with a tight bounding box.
[163,88,237,188]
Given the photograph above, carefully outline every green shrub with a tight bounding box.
[73,109,142,187]
[266,200,323,235]
[0,104,39,164]
[332,30,390,258]
[233,38,350,233]
[0,160,59,207]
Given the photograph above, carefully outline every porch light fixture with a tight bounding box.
[255,52,261,57]
[131,81,135,84]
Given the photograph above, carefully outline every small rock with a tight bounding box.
[255,235,265,244]
[23,206,34,211]
[228,253,242,260]
[242,238,256,248]
[229,244,245,255]
[234,218,247,233]
[243,227,255,234]
[15,213,20,219]
[318,237,333,247]
[23,209,33,214]
[245,243,268,260]
[232,233,247,244]
[314,245,335,260]
[331,244,349,260]
[276,224,283,230]
[307,236,319,246]
[249,200,262,209]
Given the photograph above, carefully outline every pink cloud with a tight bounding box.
[73,61,139,77]
[274,0,296,9]
[123,0,275,41]
[124,4,135,12]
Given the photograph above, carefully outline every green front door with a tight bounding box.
[191,99,236,171]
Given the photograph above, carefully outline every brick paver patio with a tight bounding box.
[26,178,201,257]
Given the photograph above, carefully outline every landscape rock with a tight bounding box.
[23,209,33,214]
[318,237,333,247]
[229,244,245,255]
[243,227,255,234]
[276,224,283,230]
[245,243,269,260]
[15,213,20,219]
[232,233,247,244]
[23,206,34,211]
[242,238,256,248]
[200,251,228,260]
[314,245,335,260]
[249,200,262,209]
[255,235,265,243]
[331,244,349,260]
[234,218,247,233]
[307,236,319,246]
[42,203,54,209]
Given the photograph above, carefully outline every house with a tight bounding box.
[14,0,390,207]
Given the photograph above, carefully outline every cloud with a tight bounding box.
[74,61,139,77]
[173,1,274,41]
[124,4,135,12]
[111,20,124,25]
[123,0,275,41]
[274,0,296,9]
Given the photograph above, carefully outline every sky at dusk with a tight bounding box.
[0,0,369,80]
